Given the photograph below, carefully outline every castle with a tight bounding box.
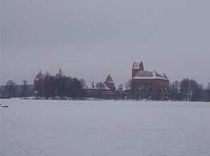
[34,69,117,99]
[84,74,116,99]
[131,61,169,100]
[33,61,169,100]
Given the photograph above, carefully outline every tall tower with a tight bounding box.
[132,62,139,77]
[132,61,144,78]
[140,61,144,71]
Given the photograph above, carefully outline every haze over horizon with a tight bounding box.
[1,0,210,86]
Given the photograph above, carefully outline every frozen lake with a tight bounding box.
[1,99,210,156]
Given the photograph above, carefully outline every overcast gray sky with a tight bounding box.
[1,0,210,86]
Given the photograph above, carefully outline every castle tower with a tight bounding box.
[140,61,144,71]
[132,62,139,77]
[104,74,116,91]
[132,61,144,78]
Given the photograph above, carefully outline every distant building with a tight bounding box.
[104,74,116,92]
[33,63,169,100]
[131,61,169,100]
[84,74,116,99]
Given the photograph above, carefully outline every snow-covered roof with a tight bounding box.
[133,76,168,80]
[103,84,111,90]
[87,82,110,90]
[135,71,153,77]
[133,71,168,80]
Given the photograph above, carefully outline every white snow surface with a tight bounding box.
[1,99,210,156]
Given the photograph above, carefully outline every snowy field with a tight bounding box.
[1,99,210,156]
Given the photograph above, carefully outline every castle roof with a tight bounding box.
[135,71,153,77]
[133,71,168,80]
[99,83,111,90]
[87,82,110,90]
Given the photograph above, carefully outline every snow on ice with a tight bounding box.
[1,99,210,156]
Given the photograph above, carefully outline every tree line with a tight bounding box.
[117,78,210,101]
[169,79,210,101]
[34,74,85,99]
[1,77,210,101]
[0,77,85,99]
[0,80,34,98]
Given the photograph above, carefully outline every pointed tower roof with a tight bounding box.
[140,61,144,71]
[105,74,114,84]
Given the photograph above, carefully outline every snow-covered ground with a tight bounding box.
[1,99,210,156]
